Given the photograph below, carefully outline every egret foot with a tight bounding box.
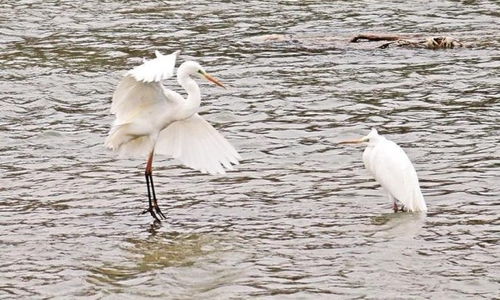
[153,202,167,219]
[141,207,161,223]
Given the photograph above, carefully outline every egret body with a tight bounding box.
[340,129,427,212]
[105,50,241,222]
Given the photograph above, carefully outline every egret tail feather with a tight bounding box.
[105,124,155,159]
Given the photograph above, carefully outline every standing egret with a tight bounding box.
[339,129,427,212]
[105,50,241,222]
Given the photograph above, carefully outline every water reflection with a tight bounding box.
[371,212,427,240]
[88,232,217,284]
[85,231,249,298]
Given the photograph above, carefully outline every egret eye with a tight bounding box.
[197,70,204,75]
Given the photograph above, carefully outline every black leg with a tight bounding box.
[143,171,160,222]
[149,173,166,219]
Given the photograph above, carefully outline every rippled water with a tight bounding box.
[1,1,499,299]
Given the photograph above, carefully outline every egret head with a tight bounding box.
[339,128,379,145]
[179,61,225,88]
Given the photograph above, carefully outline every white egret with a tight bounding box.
[105,50,241,222]
[339,129,427,212]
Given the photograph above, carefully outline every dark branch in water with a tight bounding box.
[350,34,402,43]
[350,33,464,49]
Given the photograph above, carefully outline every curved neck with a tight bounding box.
[177,67,201,119]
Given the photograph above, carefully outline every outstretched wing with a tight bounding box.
[155,114,241,175]
[106,50,183,154]
[365,141,427,212]
[127,50,180,83]
[110,50,182,125]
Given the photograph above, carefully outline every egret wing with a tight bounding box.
[127,50,180,83]
[366,141,426,212]
[106,50,183,155]
[155,114,241,175]
[110,51,182,125]
[110,76,183,125]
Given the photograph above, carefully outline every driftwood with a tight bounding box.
[350,34,401,43]
[244,33,467,50]
[350,34,464,49]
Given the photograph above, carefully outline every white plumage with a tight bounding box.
[341,129,427,212]
[105,50,240,175]
[155,114,240,175]
[127,50,179,83]
[105,50,240,222]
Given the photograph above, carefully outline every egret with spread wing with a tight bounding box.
[105,50,241,222]
[339,129,427,212]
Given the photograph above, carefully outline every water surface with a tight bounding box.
[1,1,499,299]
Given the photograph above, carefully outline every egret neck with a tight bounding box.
[176,69,201,120]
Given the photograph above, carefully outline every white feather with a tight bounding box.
[126,50,180,83]
[155,114,241,175]
[106,53,240,177]
[363,130,427,212]
[105,123,156,159]
[110,76,181,125]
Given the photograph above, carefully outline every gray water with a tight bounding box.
[1,1,499,299]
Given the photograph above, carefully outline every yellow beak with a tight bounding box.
[203,73,226,89]
[338,137,367,144]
